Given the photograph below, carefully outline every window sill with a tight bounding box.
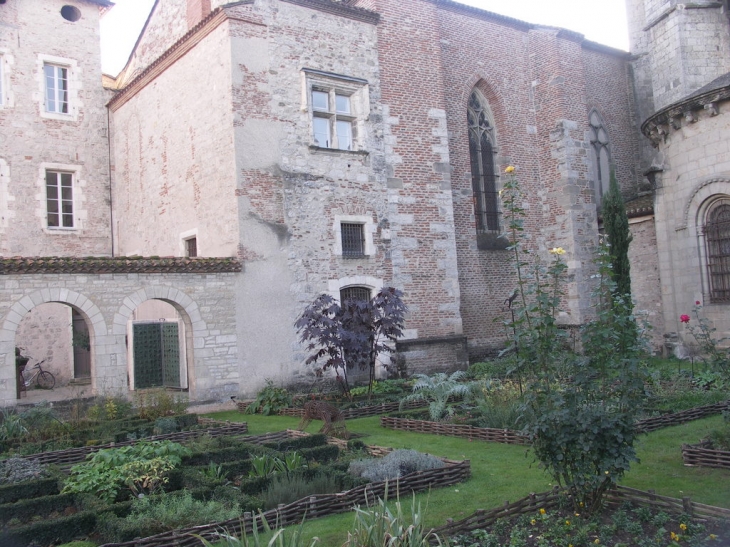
[341,254,369,260]
[308,145,369,156]
[45,227,78,234]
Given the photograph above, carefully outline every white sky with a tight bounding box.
[100,0,630,76]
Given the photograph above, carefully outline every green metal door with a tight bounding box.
[133,321,181,389]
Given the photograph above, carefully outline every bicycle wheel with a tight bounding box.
[36,371,55,390]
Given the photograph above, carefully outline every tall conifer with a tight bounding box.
[602,170,633,297]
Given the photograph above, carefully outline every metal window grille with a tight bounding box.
[186,237,197,258]
[340,286,371,303]
[705,204,730,302]
[468,92,500,233]
[341,223,365,258]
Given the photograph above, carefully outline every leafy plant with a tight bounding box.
[602,169,633,298]
[682,302,730,378]
[295,287,407,397]
[245,380,293,415]
[249,452,307,479]
[0,409,28,441]
[193,512,320,547]
[262,472,340,509]
[399,371,474,421]
[0,457,47,484]
[63,440,190,503]
[134,389,189,420]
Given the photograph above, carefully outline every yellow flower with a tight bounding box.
[505,165,515,173]
[604,470,610,475]
[671,532,679,541]
[594,540,600,545]
[549,247,566,255]
[680,524,687,531]
[531,519,537,525]
[539,508,546,515]
[565,520,571,526]
[575,513,580,517]
[580,502,584,507]
[710,534,717,540]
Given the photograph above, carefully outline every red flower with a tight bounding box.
[696,301,701,305]
[680,314,690,323]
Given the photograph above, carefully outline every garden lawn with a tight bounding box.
[208,411,730,545]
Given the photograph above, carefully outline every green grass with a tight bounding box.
[209,410,730,544]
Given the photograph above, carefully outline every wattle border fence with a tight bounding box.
[682,440,730,471]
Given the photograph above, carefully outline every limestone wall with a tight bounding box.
[0,0,112,257]
[0,263,240,406]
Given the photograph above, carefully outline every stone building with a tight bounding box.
[0,0,653,406]
[626,0,730,353]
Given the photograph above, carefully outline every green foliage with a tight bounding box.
[193,512,320,547]
[98,490,240,543]
[262,472,340,509]
[602,169,633,297]
[134,388,189,420]
[400,371,474,421]
[467,379,523,429]
[86,396,133,422]
[245,380,293,415]
[522,240,648,514]
[153,416,179,435]
[0,409,28,442]
[348,449,444,482]
[683,302,730,378]
[63,440,190,503]
[349,379,409,398]
[249,451,307,479]
[343,492,447,547]
[708,410,730,450]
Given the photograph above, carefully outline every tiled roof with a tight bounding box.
[0,256,242,275]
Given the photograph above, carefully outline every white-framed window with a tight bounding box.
[45,170,74,228]
[302,69,369,152]
[44,64,68,114]
[333,214,376,258]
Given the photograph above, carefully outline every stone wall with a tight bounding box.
[16,303,74,386]
[0,258,241,406]
[0,0,112,257]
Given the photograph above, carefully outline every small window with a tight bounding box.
[589,110,611,202]
[46,171,74,228]
[468,90,500,234]
[60,5,82,22]
[340,286,371,304]
[341,223,365,258]
[705,202,730,302]
[44,64,68,114]
[310,89,354,151]
[185,237,198,258]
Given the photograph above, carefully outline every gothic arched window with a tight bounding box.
[589,110,611,202]
[468,91,500,235]
[704,201,730,302]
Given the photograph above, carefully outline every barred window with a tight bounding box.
[340,286,371,304]
[341,223,365,258]
[705,203,730,302]
[468,91,500,234]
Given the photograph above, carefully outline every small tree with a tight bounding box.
[602,170,633,298]
[295,287,407,397]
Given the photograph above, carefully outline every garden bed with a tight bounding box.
[433,484,730,540]
[380,416,529,445]
[682,440,730,471]
[239,399,428,419]
[93,430,470,547]
[634,400,729,433]
[5,419,249,468]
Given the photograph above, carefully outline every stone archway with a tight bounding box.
[0,289,107,403]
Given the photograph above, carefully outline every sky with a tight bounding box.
[100,0,630,76]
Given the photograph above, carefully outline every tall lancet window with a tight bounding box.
[589,110,611,203]
[468,90,500,235]
[704,201,730,302]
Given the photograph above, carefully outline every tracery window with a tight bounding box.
[704,201,730,302]
[589,110,611,202]
[468,91,500,234]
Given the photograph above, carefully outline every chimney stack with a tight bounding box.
[187,0,211,29]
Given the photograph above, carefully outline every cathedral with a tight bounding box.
[0,0,728,405]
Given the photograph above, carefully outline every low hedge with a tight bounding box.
[0,478,59,504]
[299,444,340,463]
[262,433,328,451]
[182,445,251,466]
[0,509,97,546]
[0,491,77,524]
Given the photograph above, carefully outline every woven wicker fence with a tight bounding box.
[7,420,249,467]
[239,399,427,419]
[635,400,729,433]
[431,485,730,541]
[98,431,470,547]
[682,441,730,470]
[380,416,529,445]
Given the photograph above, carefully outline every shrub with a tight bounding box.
[399,372,475,421]
[348,449,444,482]
[0,457,47,485]
[98,490,240,543]
[134,389,189,420]
[245,380,293,415]
[153,416,179,435]
[262,472,340,509]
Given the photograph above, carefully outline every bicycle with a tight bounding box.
[19,359,56,391]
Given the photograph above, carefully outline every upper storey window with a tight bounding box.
[46,170,74,228]
[468,90,500,235]
[303,68,369,153]
[44,64,69,114]
[589,110,611,203]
